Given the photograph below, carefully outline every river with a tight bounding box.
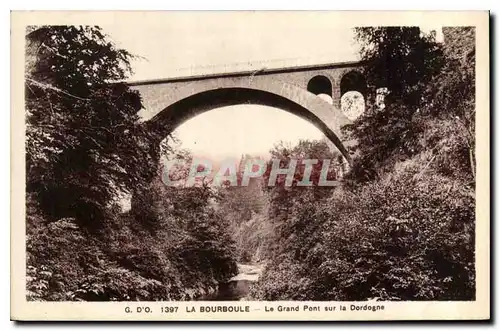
[201,263,264,301]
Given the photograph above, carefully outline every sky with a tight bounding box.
[103,13,361,81]
[102,14,441,160]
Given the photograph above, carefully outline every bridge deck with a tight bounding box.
[127,60,365,86]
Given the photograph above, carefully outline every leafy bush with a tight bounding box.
[252,156,475,300]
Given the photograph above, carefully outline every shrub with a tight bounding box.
[252,154,475,301]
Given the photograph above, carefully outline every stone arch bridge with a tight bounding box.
[128,61,367,163]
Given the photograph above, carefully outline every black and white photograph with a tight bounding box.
[10,11,489,321]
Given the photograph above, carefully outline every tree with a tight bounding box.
[264,140,343,220]
[346,27,448,181]
[354,27,444,107]
[347,27,475,182]
[25,26,159,227]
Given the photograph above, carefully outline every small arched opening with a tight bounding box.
[307,75,333,105]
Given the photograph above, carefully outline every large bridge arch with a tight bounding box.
[136,77,354,163]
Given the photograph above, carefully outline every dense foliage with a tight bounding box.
[216,155,273,263]
[25,26,160,226]
[25,25,477,302]
[251,27,476,301]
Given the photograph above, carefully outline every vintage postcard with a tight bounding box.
[11,11,490,321]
